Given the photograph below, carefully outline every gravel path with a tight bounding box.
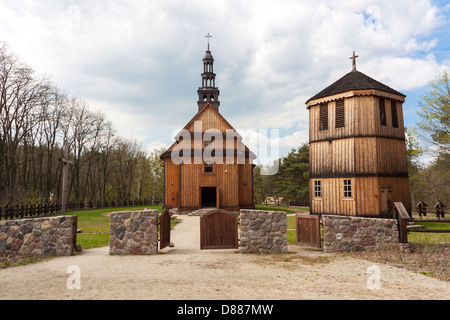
[0,216,448,300]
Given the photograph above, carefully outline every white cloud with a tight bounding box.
[273,130,309,148]
[144,140,168,155]
[0,0,448,157]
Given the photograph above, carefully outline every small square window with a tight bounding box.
[343,179,352,198]
[204,160,213,173]
[314,180,322,198]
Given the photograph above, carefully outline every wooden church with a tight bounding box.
[306,52,411,218]
[160,37,256,211]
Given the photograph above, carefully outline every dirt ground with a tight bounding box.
[0,215,449,300]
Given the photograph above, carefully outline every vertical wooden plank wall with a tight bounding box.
[309,91,409,217]
[164,158,253,210]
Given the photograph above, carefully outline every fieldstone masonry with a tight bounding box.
[0,215,77,256]
[240,210,288,254]
[323,215,399,253]
[109,210,158,255]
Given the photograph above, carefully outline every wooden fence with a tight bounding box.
[288,199,310,207]
[0,199,161,220]
[391,202,450,244]
[415,200,446,219]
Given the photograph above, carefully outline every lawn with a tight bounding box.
[408,221,450,243]
[68,206,164,249]
[254,205,298,214]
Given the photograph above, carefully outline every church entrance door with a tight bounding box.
[201,187,217,208]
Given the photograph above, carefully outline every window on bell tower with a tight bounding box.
[391,100,399,128]
[335,99,345,128]
[319,103,329,131]
[379,98,387,126]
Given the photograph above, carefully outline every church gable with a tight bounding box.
[185,103,235,133]
[161,102,253,160]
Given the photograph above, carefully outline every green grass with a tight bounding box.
[414,221,450,230]
[286,215,296,230]
[254,205,296,214]
[67,206,163,249]
[287,230,297,243]
[408,221,450,243]
[287,216,297,244]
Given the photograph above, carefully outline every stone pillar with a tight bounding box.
[109,210,158,255]
[239,210,288,254]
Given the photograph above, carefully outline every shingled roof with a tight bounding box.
[306,70,405,104]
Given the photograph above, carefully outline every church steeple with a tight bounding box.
[198,33,220,112]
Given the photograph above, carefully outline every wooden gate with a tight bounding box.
[296,214,321,248]
[160,209,171,250]
[200,209,238,250]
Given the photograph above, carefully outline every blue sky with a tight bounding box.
[1,0,449,163]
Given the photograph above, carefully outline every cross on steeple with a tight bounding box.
[205,33,213,50]
[350,51,359,71]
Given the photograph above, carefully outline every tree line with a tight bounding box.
[0,42,164,205]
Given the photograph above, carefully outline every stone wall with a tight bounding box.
[109,210,158,255]
[240,210,288,254]
[323,215,399,253]
[0,215,77,256]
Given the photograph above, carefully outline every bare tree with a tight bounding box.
[0,42,51,202]
[0,43,167,207]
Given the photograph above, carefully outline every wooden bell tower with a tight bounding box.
[306,52,411,218]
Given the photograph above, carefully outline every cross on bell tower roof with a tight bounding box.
[350,51,359,72]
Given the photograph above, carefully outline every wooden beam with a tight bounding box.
[409,229,450,233]
[390,202,410,243]
[60,140,73,216]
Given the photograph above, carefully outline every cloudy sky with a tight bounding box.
[1,0,449,162]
